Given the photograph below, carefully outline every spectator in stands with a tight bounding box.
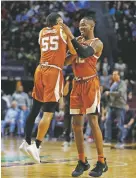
[99,86,110,137]
[114,58,127,79]
[12,85,30,109]
[115,104,135,148]
[2,90,11,108]
[1,90,8,121]
[101,57,110,75]
[100,71,111,90]
[132,117,136,142]
[104,70,127,145]
[1,101,19,136]
[16,105,29,136]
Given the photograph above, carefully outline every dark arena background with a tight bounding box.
[1,1,136,178]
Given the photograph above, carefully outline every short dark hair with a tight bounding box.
[46,12,61,27]
[83,16,96,23]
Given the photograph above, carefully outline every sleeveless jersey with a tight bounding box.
[72,38,103,77]
[39,25,67,69]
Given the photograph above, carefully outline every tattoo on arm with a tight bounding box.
[91,40,103,54]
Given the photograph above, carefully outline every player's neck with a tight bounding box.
[86,32,95,40]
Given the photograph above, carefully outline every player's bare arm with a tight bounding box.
[91,39,103,55]
[60,23,96,58]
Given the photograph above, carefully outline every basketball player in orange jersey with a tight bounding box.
[60,16,108,177]
[19,12,76,163]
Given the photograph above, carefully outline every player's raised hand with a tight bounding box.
[59,22,74,39]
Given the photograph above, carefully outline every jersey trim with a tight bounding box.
[54,71,61,102]
[93,54,99,59]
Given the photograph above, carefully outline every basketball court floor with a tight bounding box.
[1,137,136,178]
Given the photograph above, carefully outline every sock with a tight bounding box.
[79,153,85,163]
[26,138,31,145]
[98,154,105,163]
[35,139,42,148]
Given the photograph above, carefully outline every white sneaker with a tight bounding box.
[103,141,112,146]
[27,142,40,163]
[19,140,30,156]
[115,143,125,149]
[62,141,70,147]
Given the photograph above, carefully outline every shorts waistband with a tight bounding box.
[40,62,62,71]
[74,74,97,81]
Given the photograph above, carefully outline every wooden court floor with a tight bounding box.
[1,137,136,178]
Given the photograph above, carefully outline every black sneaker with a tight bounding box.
[89,158,108,177]
[72,158,90,177]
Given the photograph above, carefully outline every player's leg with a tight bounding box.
[25,99,43,144]
[70,81,90,177]
[84,78,108,177]
[72,115,90,177]
[27,102,57,163]
[19,66,43,156]
[62,105,72,147]
[36,102,58,145]
[27,68,63,163]
[36,68,63,145]
[89,113,104,162]
[88,113,108,177]
[73,115,85,161]
[19,99,43,156]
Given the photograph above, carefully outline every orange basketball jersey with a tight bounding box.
[39,25,67,69]
[72,38,103,77]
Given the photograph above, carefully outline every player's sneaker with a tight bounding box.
[27,142,41,164]
[62,141,70,147]
[72,157,90,177]
[89,158,108,177]
[19,140,30,156]
[103,140,111,146]
[115,143,125,149]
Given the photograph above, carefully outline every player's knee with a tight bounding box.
[89,115,99,127]
[72,123,83,132]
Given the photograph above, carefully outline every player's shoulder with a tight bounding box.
[95,38,103,46]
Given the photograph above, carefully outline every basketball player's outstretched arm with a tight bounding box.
[60,23,103,58]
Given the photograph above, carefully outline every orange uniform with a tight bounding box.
[70,38,103,115]
[32,25,76,102]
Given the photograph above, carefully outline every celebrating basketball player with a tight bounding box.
[19,12,76,163]
[60,16,108,177]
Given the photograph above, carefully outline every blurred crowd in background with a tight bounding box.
[1,1,136,147]
[1,1,136,77]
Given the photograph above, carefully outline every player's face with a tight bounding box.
[79,19,94,38]
[57,17,63,24]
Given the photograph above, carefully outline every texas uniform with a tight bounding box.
[70,38,103,115]
[32,24,76,103]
